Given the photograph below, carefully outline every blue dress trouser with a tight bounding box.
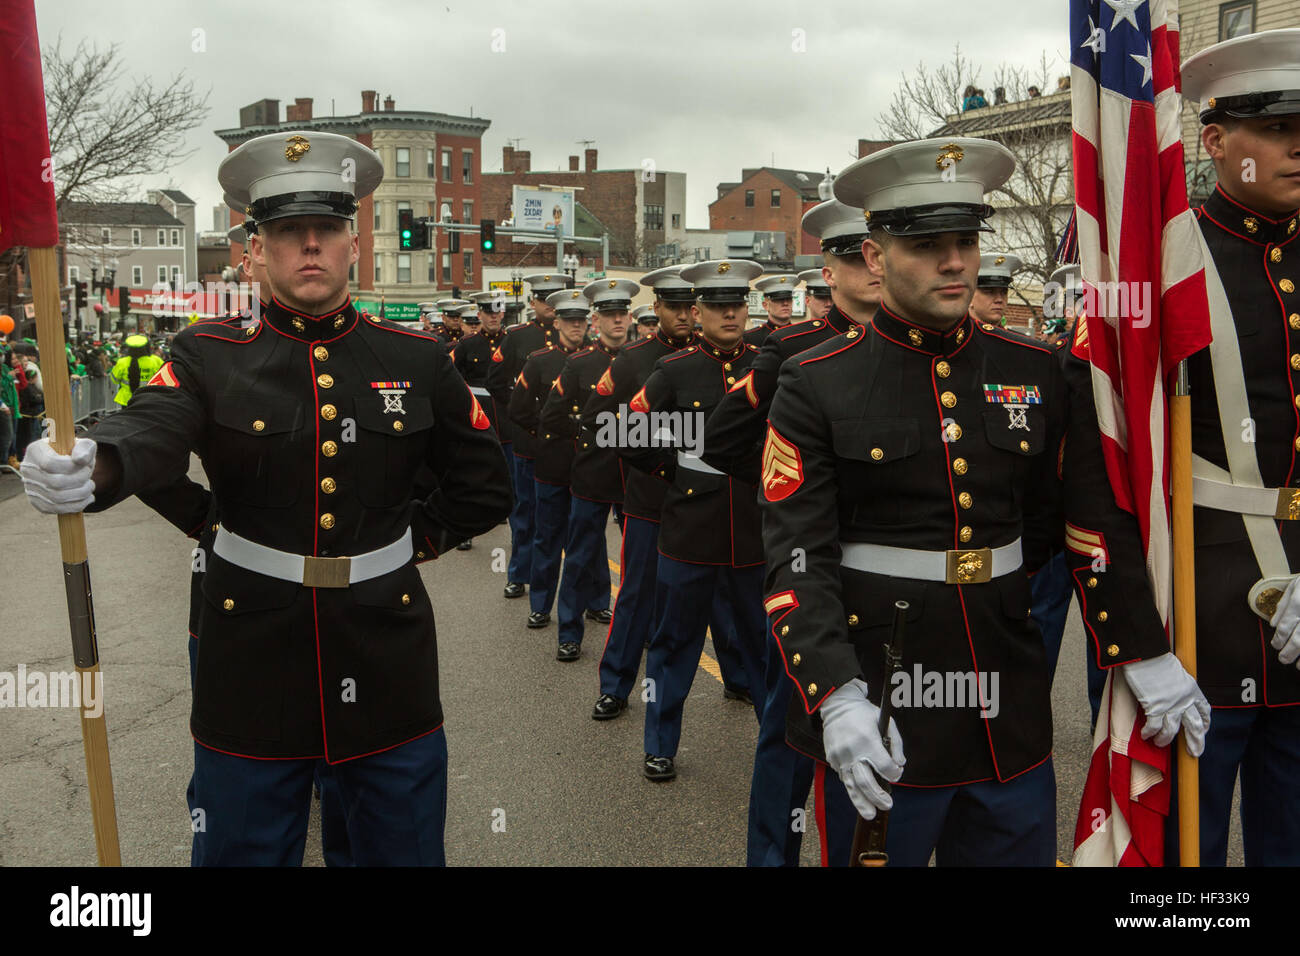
[506,453,536,584]
[190,728,448,866]
[1164,705,1300,865]
[711,572,751,694]
[643,557,767,758]
[530,481,570,614]
[598,516,665,700]
[557,496,613,646]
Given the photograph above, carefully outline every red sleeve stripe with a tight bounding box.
[1065,523,1108,560]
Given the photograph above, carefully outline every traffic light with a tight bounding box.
[75,281,88,309]
[480,218,496,252]
[448,229,460,254]
[118,286,130,317]
[398,208,415,251]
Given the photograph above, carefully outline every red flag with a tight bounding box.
[0,0,58,253]
[1068,0,1212,866]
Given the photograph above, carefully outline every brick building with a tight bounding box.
[479,146,687,271]
[709,167,827,259]
[214,90,490,313]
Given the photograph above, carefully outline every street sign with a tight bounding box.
[352,301,423,322]
[586,271,605,279]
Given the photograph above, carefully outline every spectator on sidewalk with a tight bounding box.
[110,334,164,407]
[12,350,43,461]
[0,347,17,469]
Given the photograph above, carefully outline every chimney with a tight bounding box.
[503,145,513,170]
[584,148,597,172]
[361,90,377,112]
[285,97,314,122]
[503,147,531,174]
[383,94,395,111]
[569,155,579,171]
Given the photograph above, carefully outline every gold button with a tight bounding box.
[322,440,338,457]
[401,593,411,605]
[292,318,305,332]
[1087,577,1098,588]
[222,598,234,611]
[959,526,972,543]
[1295,395,1300,409]
[1245,217,1259,234]
[1106,644,1119,658]
[982,322,994,331]
[871,447,884,461]
[847,614,859,626]
[686,488,693,495]
[941,391,956,408]
[791,653,801,665]
[1293,355,1300,371]
[314,346,329,361]
[416,551,426,559]
[321,477,337,494]
[317,374,334,388]
[210,523,218,533]
[320,513,335,530]
[1019,440,1030,452]
[1282,279,1296,294]
[723,363,732,371]
[953,457,968,475]
[727,376,735,385]
[936,361,951,378]
[692,401,700,408]
[245,326,255,336]
[252,419,266,432]
[958,492,973,509]
[946,422,962,441]
[1272,248,1284,263]
[807,683,818,696]
[1290,314,1300,330]
[393,420,405,432]
[1295,436,1300,451]
[781,625,790,637]
[1097,611,1109,622]
[321,404,337,421]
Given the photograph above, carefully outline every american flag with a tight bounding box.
[1067,0,1212,866]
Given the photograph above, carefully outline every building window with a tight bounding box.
[441,148,452,182]
[671,213,680,229]
[171,266,181,285]
[462,150,474,184]
[171,229,180,247]
[426,148,436,178]
[132,265,142,286]
[397,253,411,283]
[441,251,451,282]
[397,200,411,216]
[132,228,141,246]
[463,250,474,283]
[770,189,781,207]
[375,202,382,231]
[1219,1,1254,40]
[100,228,111,242]
[428,252,436,282]
[374,253,382,284]
[68,266,79,281]
[157,229,166,246]
[158,266,167,284]
[644,204,664,230]
[461,200,473,223]
[396,147,411,178]
[744,189,755,207]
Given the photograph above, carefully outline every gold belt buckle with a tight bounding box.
[945,548,993,585]
[1275,488,1300,520]
[302,555,352,588]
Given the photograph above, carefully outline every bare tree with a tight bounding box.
[43,37,211,209]
[876,46,1075,317]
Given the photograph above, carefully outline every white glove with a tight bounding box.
[819,677,906,820]
[1268,575,1300,668]
[1120,652,1210,756]
[21,437,97,514]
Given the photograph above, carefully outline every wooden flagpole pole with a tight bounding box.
[1170,359,1199,867]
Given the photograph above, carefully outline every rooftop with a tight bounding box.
[929,89,1072,139]
[215,109,491,145]
[60,201,185,228]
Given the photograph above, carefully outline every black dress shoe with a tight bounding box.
[643,755,676,781]
[527,611,551,628]
[591,694,627,720]
[723,685,754,706]
[503,581,527,599]
[585,608,613,624]
[455,540,472,551]
[556,642,581,662]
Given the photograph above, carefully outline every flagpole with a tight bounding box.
[1170,359,1199,867]
[29,245,122,866]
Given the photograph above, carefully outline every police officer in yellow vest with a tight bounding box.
[110,334,164,406]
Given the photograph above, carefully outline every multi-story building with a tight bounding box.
[61,199,189,294]
[215,91,490,317]
[710,167,827,261]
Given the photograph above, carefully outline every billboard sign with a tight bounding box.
[511,186,575,239]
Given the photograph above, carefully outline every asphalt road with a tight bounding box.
[0,460,1242,866]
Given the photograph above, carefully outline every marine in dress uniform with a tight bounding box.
[458,302,481,335]
[969,252,1022,327]
[799,268,833,322]
[744,273,799,346]
[759,138,1206,865]
[455,292,508,431]
[620,259,770,781]
[22,130,513,866]
[631,304,657,341]
[486,273,573,600]
[508,291,590,629]
[537,279,635,660]
[702,197,875,866]
[1159,30,1300,865]
[435,299,470,350]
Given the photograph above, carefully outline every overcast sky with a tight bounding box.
[35,0,1071,230]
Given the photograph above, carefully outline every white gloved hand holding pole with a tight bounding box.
[1120,651,1211,756]
[20,436,97,514]
[819,677,906,820]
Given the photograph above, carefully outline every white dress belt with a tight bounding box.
[676,450,725,476]
[839,538,1022,585]
[469,386,491,398]
[213,525,414,588]
[1190,471,1300,520]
